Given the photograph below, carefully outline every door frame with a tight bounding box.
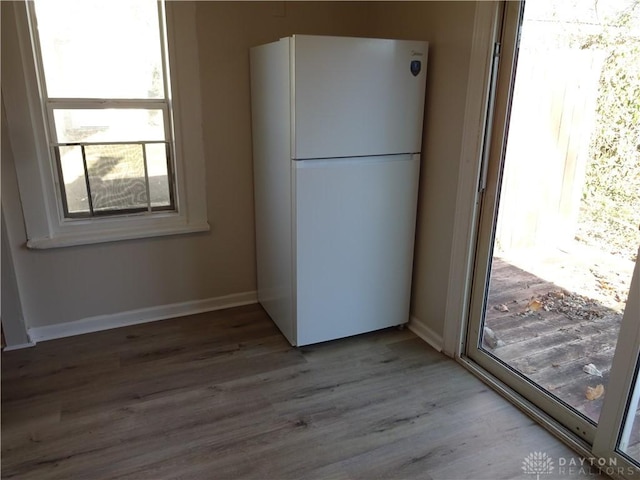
[445,0,595,450]
[446,0,640,470]
[442,0,504,358]
[463,0,600,445]
[593,250,640,474]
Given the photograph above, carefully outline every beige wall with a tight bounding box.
[196,2,373,235]
[2,1,477,340]
[369,2,477,338]
[1,105,30,345]
[0,2,375,329]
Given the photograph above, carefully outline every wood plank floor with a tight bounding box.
[2,304,608,479]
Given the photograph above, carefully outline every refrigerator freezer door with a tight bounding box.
[292,35,428,160]
[293,154,420,346]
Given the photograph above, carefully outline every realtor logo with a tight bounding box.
[522,452,554,479]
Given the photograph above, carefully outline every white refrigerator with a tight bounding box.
[250,35,428,346]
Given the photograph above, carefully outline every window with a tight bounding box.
[33,0,175,218]
[3,1,208,248]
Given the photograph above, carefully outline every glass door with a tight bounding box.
[594,253,639,476]
[466,0,640,449]
[618,359,640,466]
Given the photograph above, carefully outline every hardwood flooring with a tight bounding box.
[2,304,607,479]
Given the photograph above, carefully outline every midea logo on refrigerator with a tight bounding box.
[410,60,421,76]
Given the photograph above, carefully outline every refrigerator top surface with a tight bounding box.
[290,35,428,160]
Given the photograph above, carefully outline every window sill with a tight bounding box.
[26,221,210,249]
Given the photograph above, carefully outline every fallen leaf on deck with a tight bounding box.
[586,384,604,401]
[528,299,543,311]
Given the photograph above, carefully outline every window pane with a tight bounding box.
[33,0,165,99]
[145,143,172,208]
[85,144,148,212]
[57,146,90,214]
[53,109,165,144]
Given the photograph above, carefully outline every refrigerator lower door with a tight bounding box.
[293,154,420,346]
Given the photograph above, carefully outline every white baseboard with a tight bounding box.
[3,340,36,351]
[408,315,444,352]
[28,291,258,343]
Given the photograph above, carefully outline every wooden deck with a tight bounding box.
[483,256,624,423]
[484,256,640,462]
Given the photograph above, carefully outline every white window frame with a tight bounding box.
[3,1,209,249]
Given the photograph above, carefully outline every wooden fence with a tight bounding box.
[495,48,606,252]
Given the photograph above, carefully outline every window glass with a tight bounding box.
[52,109,165,144]
[58,145,90,214]
[33,0,164,99]
[85,144,148,212]
[145,143,172,207]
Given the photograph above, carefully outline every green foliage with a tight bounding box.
[578,5,640,261]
